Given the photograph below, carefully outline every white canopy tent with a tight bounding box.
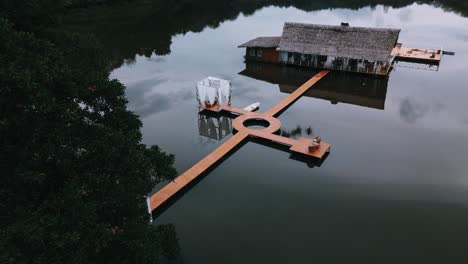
[196,77,231,109]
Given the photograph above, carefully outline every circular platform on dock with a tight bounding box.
[232,114,281,134]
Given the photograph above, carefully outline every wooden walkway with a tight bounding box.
[249,130,331,158]
[265,70,330,116]
[149,131,249,211]
[148,70,331,213]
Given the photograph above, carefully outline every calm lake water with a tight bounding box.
[70,1,468,262]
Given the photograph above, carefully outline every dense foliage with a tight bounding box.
[2,0,467,262]
[0,3,179,263]
[0,0,134,30]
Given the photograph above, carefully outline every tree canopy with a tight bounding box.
[0,9,179,264]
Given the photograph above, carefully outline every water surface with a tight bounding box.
[73,2,468,262]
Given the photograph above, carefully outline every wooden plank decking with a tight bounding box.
[249,130,331,159]
[149,130,249,211]
[265,70,330,116]
[392,46,441,63]
[149,70,331,213]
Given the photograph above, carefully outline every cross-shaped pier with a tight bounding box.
[148,70,331,214]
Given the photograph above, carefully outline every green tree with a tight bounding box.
[0,18,179,264]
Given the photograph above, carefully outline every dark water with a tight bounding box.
[69,1,468,262]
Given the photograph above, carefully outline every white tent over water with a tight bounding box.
[196,77,231,108]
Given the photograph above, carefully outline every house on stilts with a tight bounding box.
[239,22,444,76]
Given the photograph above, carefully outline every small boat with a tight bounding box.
[243,102,260,112]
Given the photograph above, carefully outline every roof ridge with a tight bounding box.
[278,22,401,61]
[283,22,401,33]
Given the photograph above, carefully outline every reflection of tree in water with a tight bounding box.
[399,97,430,124]
[0,17,181,263]
[61,0,468,69]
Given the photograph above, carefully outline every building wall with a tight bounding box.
[245,47,278,63]
[278,51,393,76]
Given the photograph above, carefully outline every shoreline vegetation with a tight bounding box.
[1,1,180,263]
[2,0,468,263]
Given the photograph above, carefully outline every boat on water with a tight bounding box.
[243,102,260,112]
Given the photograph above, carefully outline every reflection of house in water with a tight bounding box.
[198,112,233,140]
[239,62,389,110]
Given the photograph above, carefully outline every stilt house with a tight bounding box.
[239,22,401,76]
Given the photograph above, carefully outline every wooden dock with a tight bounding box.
[265,70,330,116]
[149,131,249,211]
[392,45,441,64]
[148,70,331,213]
[249,129,331,158]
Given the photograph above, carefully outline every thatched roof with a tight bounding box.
[238,36,281,48]
[277,23,400,61]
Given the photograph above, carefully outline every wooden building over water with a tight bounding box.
[239,22,401,76]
